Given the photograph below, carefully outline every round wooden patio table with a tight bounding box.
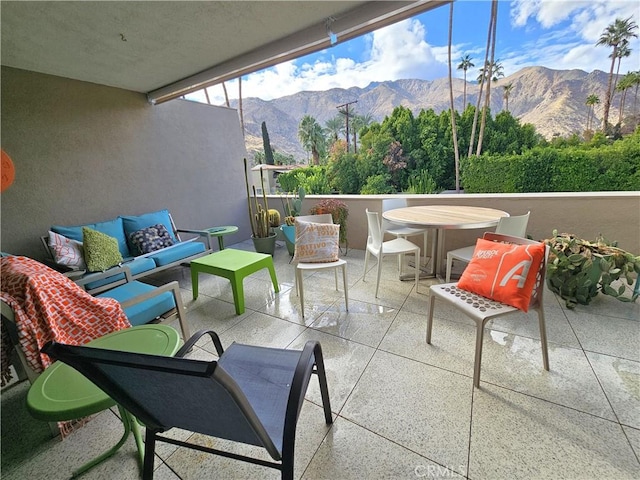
[382,205,509,278]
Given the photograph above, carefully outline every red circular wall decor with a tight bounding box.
[1,149,16,192]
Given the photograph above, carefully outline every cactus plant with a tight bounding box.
[243,158,272,238]
[282,187,305,226]
[268,209,281,228]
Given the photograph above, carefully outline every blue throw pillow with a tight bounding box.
[129,224,175,255]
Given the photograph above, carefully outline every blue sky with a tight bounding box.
[188,0,640,104]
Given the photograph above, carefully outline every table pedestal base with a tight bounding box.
[71,405,144,477]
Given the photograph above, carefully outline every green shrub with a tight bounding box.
[462,132,640,193]
[361,174,394,194]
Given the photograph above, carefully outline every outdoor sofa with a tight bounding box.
[42,209,211,294]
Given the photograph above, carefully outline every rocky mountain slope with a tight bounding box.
[229,66,632,161]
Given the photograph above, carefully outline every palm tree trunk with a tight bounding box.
[468,7,493,158]
[476,0,498,156]
[602,47,618,129]
[463,72,467,109]
[447,1,461,192]
[619,89,627,125]
[238,77,245,138]
[611,57,623,103]
[222,82,230,107]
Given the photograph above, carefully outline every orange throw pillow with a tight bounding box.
[457,238,545,312]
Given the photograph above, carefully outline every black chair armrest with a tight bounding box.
[175,329,224,357]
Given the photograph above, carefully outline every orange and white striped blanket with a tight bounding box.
[1,256,130,382]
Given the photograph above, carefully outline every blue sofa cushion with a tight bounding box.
[52,217,131,258]
[83,257,156,291]
[148,241,205,267]
[97,281,176,327]
[121,210,177,253]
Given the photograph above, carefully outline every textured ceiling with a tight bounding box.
[1,1,447,102]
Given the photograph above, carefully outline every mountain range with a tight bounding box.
[228,66,635,161]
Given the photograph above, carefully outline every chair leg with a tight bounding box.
[281,457,294,480]
[446,253,453,283]
[296,268,305,318]
[170,284,191,340]
[142,429,157,480]
[363,250,370,281]
[375,255,383,298]
[333,268,338,290]
[537,309,550,371]
[423,231,428,267]
[342,264,349,312]
[313,343,333,424]
[426,294,436,343]
[414,248,420,291]
[473,320,486,388]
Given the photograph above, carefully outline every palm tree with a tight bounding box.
[630,70,640,116]
[502,82,514,113]
[298,115,325,165]
[610,39,631,102]
[449,2,461,192]
[596,16,638,129]
[476,1,500,156]
[585,94,600,131]
[457,54,474,109]
[476,60,504,84]
[350,113,373,153]
[616,73,635,125]
[324,116,344,144]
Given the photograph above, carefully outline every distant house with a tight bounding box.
[251,164,302,194]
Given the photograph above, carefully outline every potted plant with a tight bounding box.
[310,198,349,251]
[243,158,277,255]
[543,230,640,308]
[279,187,305,256]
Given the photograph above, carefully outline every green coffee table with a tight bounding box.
[190,249,280,315]
[26,325,182,477]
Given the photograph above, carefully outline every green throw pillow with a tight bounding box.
[82,226,123,272]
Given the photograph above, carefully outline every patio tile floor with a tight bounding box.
[2,240,639,479]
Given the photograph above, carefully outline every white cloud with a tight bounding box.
[507,0,640,74]
[187,1,640,105]
[191,18,447,104]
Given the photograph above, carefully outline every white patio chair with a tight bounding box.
[382,198,429,268]
[445,211,530,282]
[363,209,420,298]
[294,214,348,318]
[427,232,550,388]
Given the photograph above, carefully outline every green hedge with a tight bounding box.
[462,133,640,193]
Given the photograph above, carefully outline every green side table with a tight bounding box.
[190,249,280,314]
[180,226,238,251]
[26,324,182,477]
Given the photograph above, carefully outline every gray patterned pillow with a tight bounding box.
[129,224,175,255]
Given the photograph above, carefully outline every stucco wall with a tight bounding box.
[1,67,251,260]
[269,192,640,276]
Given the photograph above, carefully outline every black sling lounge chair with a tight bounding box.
[42,330,333,480]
